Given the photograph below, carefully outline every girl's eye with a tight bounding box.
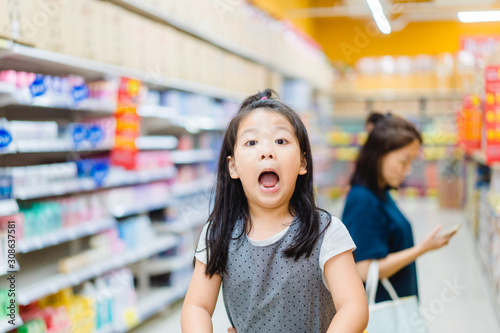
[246,140,257,146]
[275,139,286,145]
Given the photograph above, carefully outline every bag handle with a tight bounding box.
[365,260,401,304]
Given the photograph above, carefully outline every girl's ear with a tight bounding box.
[227,156,240,179]
[299,153,307,175]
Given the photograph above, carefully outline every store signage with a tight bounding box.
[484,66,500,164]
[458,94,482,152]
[111,78,142,170]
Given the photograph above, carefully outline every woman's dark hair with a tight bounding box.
[366,112,384,127]
[202,89,329,277]
[351,113,423,200]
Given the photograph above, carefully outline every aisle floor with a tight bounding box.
[132,198,500,333]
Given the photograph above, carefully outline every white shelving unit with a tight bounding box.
[14,166,177,200]
[0,41,245,102]
[170,149,216,165]
[16,235,177,306]
[17,217,117,254]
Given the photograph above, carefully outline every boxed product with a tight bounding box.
[68,0,103,60]
[0,0,12,39]
[17,0,73,54]
[98,2,127,66]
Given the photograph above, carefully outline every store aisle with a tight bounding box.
[134,198,500,333]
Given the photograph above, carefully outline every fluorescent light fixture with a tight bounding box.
[458,11,500,23]
[366,0,391,34]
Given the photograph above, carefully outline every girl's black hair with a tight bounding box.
[351,113,423,200]
[202,89,329,278]
[366,112,384,127]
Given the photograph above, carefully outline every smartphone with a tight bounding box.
[441,224,461,237]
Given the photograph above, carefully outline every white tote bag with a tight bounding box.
[365,260,428,333]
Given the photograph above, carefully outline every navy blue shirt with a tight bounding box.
[342,185,418,303]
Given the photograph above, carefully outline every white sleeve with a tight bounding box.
[195,223,209,265]
[319,215,356,275]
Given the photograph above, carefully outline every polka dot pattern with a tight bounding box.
[222,212,336,332]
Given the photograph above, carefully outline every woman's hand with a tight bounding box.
[418,225,455,254]
[228,327,237,333]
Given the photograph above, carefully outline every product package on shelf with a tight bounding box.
[0,0,12,40]
[16,267,138,333]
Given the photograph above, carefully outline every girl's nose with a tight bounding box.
[260,145,275,160]
[261,153,274,160]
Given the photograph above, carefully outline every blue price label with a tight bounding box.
[72,84,89,103]
[72,125,87,145]
[0,128,12,148]
[90,163,109,187]
[87,125,104,146]
[29,76,47,98]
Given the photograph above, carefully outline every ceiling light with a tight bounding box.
[366,0,392,34]
[458,11,500,23]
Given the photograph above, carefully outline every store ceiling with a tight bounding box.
[287,0,500,24]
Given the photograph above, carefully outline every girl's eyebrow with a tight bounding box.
[240,128,256,137]
[274,125,292,134]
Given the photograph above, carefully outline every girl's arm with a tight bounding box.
[356,225,454,281]
[181,259,222,333]
[324,250,369,333]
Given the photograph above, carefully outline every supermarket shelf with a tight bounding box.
[0,139,112,155]
[0,42,245,102]
[16,235,178,306]
[15,166,177,200]
[135,136,178,151]
[332,88,463,102]
[1,316,23,333]
[138,106,228,131]
[0,82,15,95]
[153,212,207,234]
[17,217,117,254]
[109,0,301,85]
[170,149,216,165]
[0,199,19,216]
[170,177,214,197]
[111,197,174,218]
[119,280,191,332]
[146,252,193,275]
[0,261,20,278]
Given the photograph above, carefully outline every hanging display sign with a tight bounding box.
[484,66,500,164]
[458,94,482,153]
[110,78,142,170]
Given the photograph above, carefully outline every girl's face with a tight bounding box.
[227,109,307,210]
[380,139,420,188]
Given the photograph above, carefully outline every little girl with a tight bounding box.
[181,90,368,333]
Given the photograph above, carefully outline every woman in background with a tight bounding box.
[342,113,457,303]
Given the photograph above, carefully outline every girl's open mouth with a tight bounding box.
[258,171,280,193]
